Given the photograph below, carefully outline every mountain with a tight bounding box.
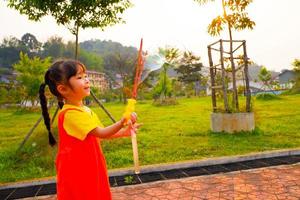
[80,39,137,57]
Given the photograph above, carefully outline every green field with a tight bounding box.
[1,94,300,183]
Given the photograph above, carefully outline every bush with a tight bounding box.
[0,87,8,104]
[152,98,178,106]
[286,88,300,95]
[256,93,280,100]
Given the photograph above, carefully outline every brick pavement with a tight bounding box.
[21,163,300,200]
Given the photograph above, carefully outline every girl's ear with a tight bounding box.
[57,84,68,96]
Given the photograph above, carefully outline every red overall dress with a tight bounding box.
[56,107,112,200]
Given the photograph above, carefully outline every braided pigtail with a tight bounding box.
[58,97,64,109]
[39,83,56,146]
[39,59,86,145]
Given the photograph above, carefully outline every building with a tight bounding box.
[277,69,296,89]
[86,71,110,91]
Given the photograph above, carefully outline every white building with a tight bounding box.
[86,71,109,91]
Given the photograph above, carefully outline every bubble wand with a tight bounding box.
[123,38,145,174]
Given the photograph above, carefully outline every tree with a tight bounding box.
[152,72,173,100]
[8,0,132,59]
[137,68,156,100]
[292,59,300,71]
[195,0,255,111]
[42,38,104,71]
[291,59,300,93]
[258,66,272,91]
[42,36,65,59]
[1,36,22,48]
[0,36,28,73]
[21,33,41,54]
[79,50,104,72]
[175,51,203,96]
[13,52,51,107]
[158,47,180,99]
[104,46,137,103]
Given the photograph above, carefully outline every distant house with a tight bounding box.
[0,75,10,83]
[86,71,109,91]
[213,64,280,95]
[0,72,17,84]
[227,80,264,94]
[109,73,123,89]
[277,69,296,89]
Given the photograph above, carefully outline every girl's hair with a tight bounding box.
[39,60,86,146]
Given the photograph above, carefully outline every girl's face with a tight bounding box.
[57,66,90,103]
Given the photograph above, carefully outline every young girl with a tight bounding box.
[39,60,139,200]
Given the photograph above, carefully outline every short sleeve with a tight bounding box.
[63,109,100,140]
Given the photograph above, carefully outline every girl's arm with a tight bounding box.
[89,113,139,139]
[89,119,125,139]
[108,122,141,139]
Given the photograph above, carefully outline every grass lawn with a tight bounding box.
[1,94,300,183]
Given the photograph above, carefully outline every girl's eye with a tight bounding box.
[77,74,87,79]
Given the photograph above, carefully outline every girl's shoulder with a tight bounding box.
[59,104,95,118]
[60,104,90,112]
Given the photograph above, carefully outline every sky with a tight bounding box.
[1,0,300,72]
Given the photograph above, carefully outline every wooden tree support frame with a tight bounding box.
[208,39,251,113]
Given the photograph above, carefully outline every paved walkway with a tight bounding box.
[22,163,300,200]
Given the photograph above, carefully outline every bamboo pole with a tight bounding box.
[208,39,221,47]
[209,47,231,55]
[131,131,140,174]
[208,46,217,112]
[90,90,116,123]
[232,42,245,54]
[17,105,59,152]
[222,39,245,43]
[228,39,239,111]
[243,41,251,112]
[220,40,229,112]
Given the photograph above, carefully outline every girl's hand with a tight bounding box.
[130,112,137,124]
[121,112,137,126]
[123,122,142,137]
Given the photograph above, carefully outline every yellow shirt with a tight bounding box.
[60,104,104,141]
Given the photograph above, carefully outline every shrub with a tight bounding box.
[152,98,178,106]
[256,93,280,100]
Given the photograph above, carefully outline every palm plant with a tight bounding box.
[195,0,255,111]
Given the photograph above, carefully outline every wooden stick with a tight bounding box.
[17,105,59,152]
[128,39,144,174]
[208,46,217,112]
[220,40,229,112]
[90,90,116,123]
[243,41,251,112]
[131,131,140,174]
[17,116,43,152]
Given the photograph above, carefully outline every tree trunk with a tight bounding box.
[75,24,79,60]
[243,41,251,112]
[120,72,127,104]
[229,27,239,111]
[122,86,127,104]
[220,40,229,112]
[222,0,239,111]
[208,46,217,112]
[163,65,167,99]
